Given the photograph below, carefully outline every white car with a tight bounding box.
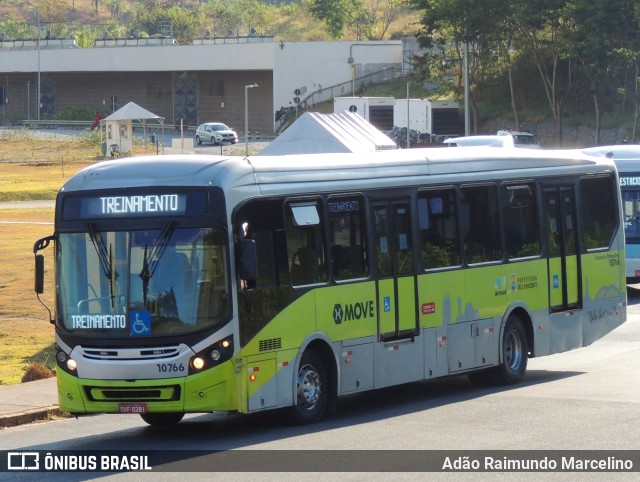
[195,122,238,146]
[443,135,515,148]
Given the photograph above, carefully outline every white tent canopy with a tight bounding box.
[104,101,163,122]
[257,111,397,156]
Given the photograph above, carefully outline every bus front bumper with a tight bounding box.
[57,363,237,415]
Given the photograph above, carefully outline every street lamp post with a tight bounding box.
[464,41,470,136]
[31,13,42,121]
[244,83,258,156]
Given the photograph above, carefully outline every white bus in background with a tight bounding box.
[497,130,541,148]
[443,135,515,148]
[583,145,640,282]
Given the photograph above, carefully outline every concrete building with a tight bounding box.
[0,36,417,135]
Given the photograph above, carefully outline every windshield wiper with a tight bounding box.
[139,221,176,304]
[88,224,117,308]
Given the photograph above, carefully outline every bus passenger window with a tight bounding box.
[233,198,286,289]
[418,188,460,269]
[460,184,502,263]
[582,175,617,249]
[503,184,540,258]
[327,196,368,280]
[286,201,326,286]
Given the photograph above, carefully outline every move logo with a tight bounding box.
[333,301,375,324]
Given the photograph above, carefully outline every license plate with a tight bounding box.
[118,402,147,414]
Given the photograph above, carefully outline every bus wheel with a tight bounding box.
[140,412,185,426]
[493,315,528,385]
[290,350,328,424]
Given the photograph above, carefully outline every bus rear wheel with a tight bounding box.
[140,412,185,426]
[289,350,328,424]
[493,315,528,385]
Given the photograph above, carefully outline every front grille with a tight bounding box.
[85,385,181,402]
[82,346,181,361]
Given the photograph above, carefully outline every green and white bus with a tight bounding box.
[34,147,626,426]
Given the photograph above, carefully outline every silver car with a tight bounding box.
[195,122,238,146]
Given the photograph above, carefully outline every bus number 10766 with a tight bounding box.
[156,363,185,373]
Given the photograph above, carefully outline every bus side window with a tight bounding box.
[417,187,460,269]
[327,196,368,281]
[503,183,540,259]
[460,184,502,264]
[286,201,326,286]
[582,175,617,249]
[233,198,286,289]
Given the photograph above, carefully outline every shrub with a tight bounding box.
[21,363,55,383]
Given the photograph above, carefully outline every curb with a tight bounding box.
[0,407,66,429]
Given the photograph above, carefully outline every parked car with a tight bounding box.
[195,122,238,146]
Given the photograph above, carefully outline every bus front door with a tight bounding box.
[371,200,418,341]
[543,186,581,311]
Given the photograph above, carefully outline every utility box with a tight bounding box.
[105,119,133,156]
[393,99,460,136]
[334,97,395,131]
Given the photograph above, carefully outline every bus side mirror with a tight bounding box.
[35,254,45,294]
[240,239,257,282]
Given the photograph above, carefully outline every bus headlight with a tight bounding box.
[188,335,234,375]
[56,349,78,377]
[191,357,205,371]
[66,358,77,372]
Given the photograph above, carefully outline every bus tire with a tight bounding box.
[289,350,328,424]
[493,315,528,385]
[140,412,185,426]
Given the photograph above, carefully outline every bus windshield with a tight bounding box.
[622,188,640,240]
[55,226,230,338]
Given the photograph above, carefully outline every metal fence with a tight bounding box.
[276,66,405,133]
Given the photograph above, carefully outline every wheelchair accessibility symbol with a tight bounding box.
[130,311,151,336]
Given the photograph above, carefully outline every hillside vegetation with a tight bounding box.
[0,0,420,44]
[2,1,640,145]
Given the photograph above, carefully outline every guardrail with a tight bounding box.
[19,119,94,129]
[18,119,196,133]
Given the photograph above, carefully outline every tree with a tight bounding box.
[412,0,510,133]
[512,0,575,145]
[568,0,640,145]
[308,0,365,39]
[35,0,70,24]
[132,0,202,44]
[365,0,411,40]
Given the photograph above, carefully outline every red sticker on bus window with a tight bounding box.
[421,302,435,315]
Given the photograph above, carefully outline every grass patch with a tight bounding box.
[0,134,101,384]
[0,320,57,385]
[0,133,157,202]
[0,208,58,385]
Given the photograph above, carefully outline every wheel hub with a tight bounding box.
[297,364,321,410]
